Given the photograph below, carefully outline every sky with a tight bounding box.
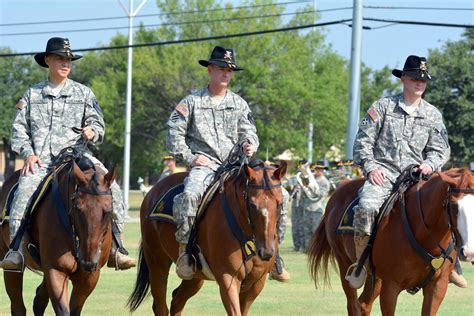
[0,0,473,71]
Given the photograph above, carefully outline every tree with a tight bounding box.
[424,29,474,164]
[0,50,45,177]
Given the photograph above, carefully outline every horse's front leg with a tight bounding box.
[359,274,382,316]
[379,279,402,316]
[216,273,242,316]
[239,273,267,316]
[69,271,101,316]
[421,273,449,316]
[44,268,70,315]
[33,279,50,315]
[3,270,27,316]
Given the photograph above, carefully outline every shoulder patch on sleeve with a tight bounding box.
[175,103,188,116]
[367,106,379,122]
[16,99,26,110]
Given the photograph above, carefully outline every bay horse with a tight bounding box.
[127,160,286,315]
[0,158,116,315]
[308,168,474,315]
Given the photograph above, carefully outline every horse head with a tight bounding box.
[243,161,287,261]
[439,168,474,263]
[70,161,116,272]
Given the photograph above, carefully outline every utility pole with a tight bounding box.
[118,0,148,216]
[345,0,363,160]
[307,122,313,163]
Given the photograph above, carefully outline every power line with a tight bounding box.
[0,0,314,27]
[364,5,474,11]
[0,10,316,37]
[0,19,352,58]
[364,18,474,29]
[1,17,472,58]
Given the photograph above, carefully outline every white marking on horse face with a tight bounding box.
[457,194,474,261]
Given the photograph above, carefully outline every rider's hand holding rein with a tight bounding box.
[81,126,96,141]
[243,142,255,157]
[418,163,433,175]
[22,155,45,176]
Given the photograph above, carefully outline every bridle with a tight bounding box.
[220,164,282,277]
[401,173,473,294]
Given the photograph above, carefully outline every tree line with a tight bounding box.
[0,1,472,185]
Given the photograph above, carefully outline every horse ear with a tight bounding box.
[72,161,89,187]
[244,164,256,179]
[273,161,287,180]
[438,171,459,187]
[104,164,117,188]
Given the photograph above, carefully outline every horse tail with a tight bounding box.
[307,214,334,289]
[127,242,150,312]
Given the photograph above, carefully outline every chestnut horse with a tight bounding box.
[128,161,286,315]
[0,160,116,315]
[308,168,474,315]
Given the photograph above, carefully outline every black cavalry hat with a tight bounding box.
[34,37,82,68]
[392,55,433,81]
[199,46,243,71]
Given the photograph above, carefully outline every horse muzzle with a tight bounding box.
[256,243,274,261]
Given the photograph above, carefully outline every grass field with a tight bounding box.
[1,191,473,315]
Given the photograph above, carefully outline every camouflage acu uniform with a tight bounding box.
[9,79,125,241]
[302,174,330,250]
[166,86,259,244]
[290,185,304,251]
[353,95,450,236]
[277,187,289,244]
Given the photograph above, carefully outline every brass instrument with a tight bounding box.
[295,163,320,201]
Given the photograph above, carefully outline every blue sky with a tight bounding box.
[0,0,472,71]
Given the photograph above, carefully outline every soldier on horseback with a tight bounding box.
[167,46,289,280]
[1,37,136,271]
[346,55,466,289]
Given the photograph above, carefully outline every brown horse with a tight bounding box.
[0,160,116,315]
[308,168,474,315]
[128,161,286,315]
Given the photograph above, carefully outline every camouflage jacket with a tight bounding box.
[11,79,105,162]
[353,95,450,180]
[166,86,259,168]
[298,175,330,212]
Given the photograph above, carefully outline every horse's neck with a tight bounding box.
[410,177,451,242]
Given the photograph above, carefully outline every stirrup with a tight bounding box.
[1,249,25,273]
[345,262,367,289]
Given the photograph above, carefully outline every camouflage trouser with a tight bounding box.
[353,179,394,236]
[9,154,125,243]
[173,166,216,244]
[302,209,323,250]
[277,187,289,244]
[291,204,304,251]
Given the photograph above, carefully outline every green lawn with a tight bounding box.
[1,191,473,315]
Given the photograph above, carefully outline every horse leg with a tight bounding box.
[44,268,70,315]
[239,275,267,316]
[216,274,242,316]
[3,271,27,316]
[421,278,449,316]
[33,279,50,315]
[359,274,382,316]
[379,279,401,316]
[334,253,361,316]
[69,272,100,316]
[170,278,204,315]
